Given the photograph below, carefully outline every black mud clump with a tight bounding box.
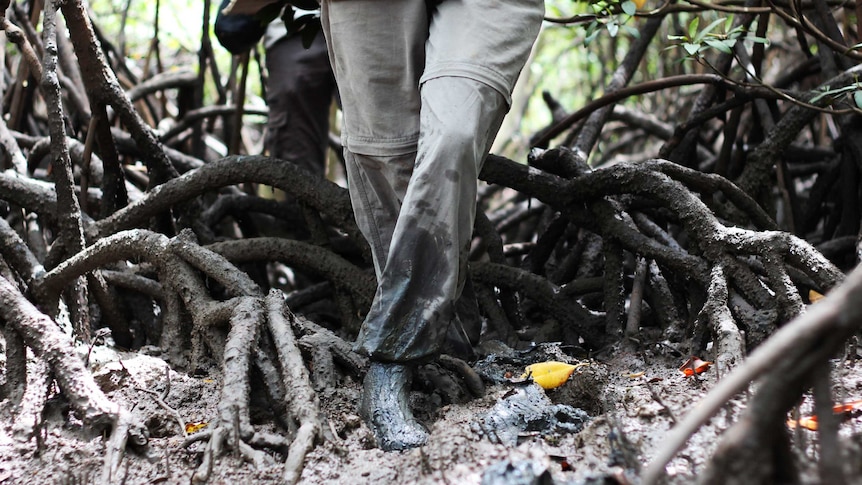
[472,383,590,446]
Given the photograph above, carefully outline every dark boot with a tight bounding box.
[360,362,429,451]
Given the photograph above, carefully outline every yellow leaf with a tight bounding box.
[522,361,580,390]
[633,0,646,9]
[185,421,208,434]
[809,289,825,303]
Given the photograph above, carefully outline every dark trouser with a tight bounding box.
[264,31,336,174]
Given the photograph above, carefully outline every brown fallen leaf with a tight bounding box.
[787,399,862,431]
[679,356,713,377]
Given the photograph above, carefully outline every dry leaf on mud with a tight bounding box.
[809,289,825,303]
[787,416,819,431]
[787,399,862,431]
[679,356,712,377]
[185,421,209,434]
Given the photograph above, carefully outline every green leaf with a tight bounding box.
[705,38,733,54]
[854,91,862,109]
[584,21,600,45]
[747,36,770,45]
[621,0,637,16]
[697,17,727,42]
[624,25,641,38]
[585,27,600,45]
[608,22,619,37]
[688,17,700,40]
[810,88,830,104]
[683,42,700,56]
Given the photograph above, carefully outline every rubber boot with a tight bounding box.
[360,362,429,451]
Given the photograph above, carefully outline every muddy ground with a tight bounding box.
[1,338,861,485]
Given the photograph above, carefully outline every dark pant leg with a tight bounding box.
[265,32,336,175]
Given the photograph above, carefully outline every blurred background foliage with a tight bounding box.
[67,0,862,170]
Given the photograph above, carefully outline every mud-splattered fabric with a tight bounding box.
[319,0,544,362]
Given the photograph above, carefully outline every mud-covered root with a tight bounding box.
[102,409,149,484]
[0,275,148,484]
[293,314,368,393]
[265,290,326,485]
[415,355,486,404]
[701,264,745,377]
[11,360,49,442]
[188,296,263,483]
[438,354,485,397]
[184,291,327,485]
[642,264,862,485]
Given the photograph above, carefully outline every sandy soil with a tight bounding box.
[1,340,860,485]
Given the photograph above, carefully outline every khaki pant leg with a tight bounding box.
[323,0,543,362]
[320,0,427,155]
[353,78,509,362]
[423,0,545,104]
[320,0,428,274]
[343,151,413,276]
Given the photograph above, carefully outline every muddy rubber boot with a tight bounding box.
[360,362,429,451]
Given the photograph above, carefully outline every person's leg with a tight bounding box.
[422,0,544,353]
[342,151,413,276]
[319,0,428,274]
[264,31,335,175]
[352,0,544,363]
[352,77,508,362]
[320,0,430,451]
[321,0,542,450]
[262,32,336,290]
